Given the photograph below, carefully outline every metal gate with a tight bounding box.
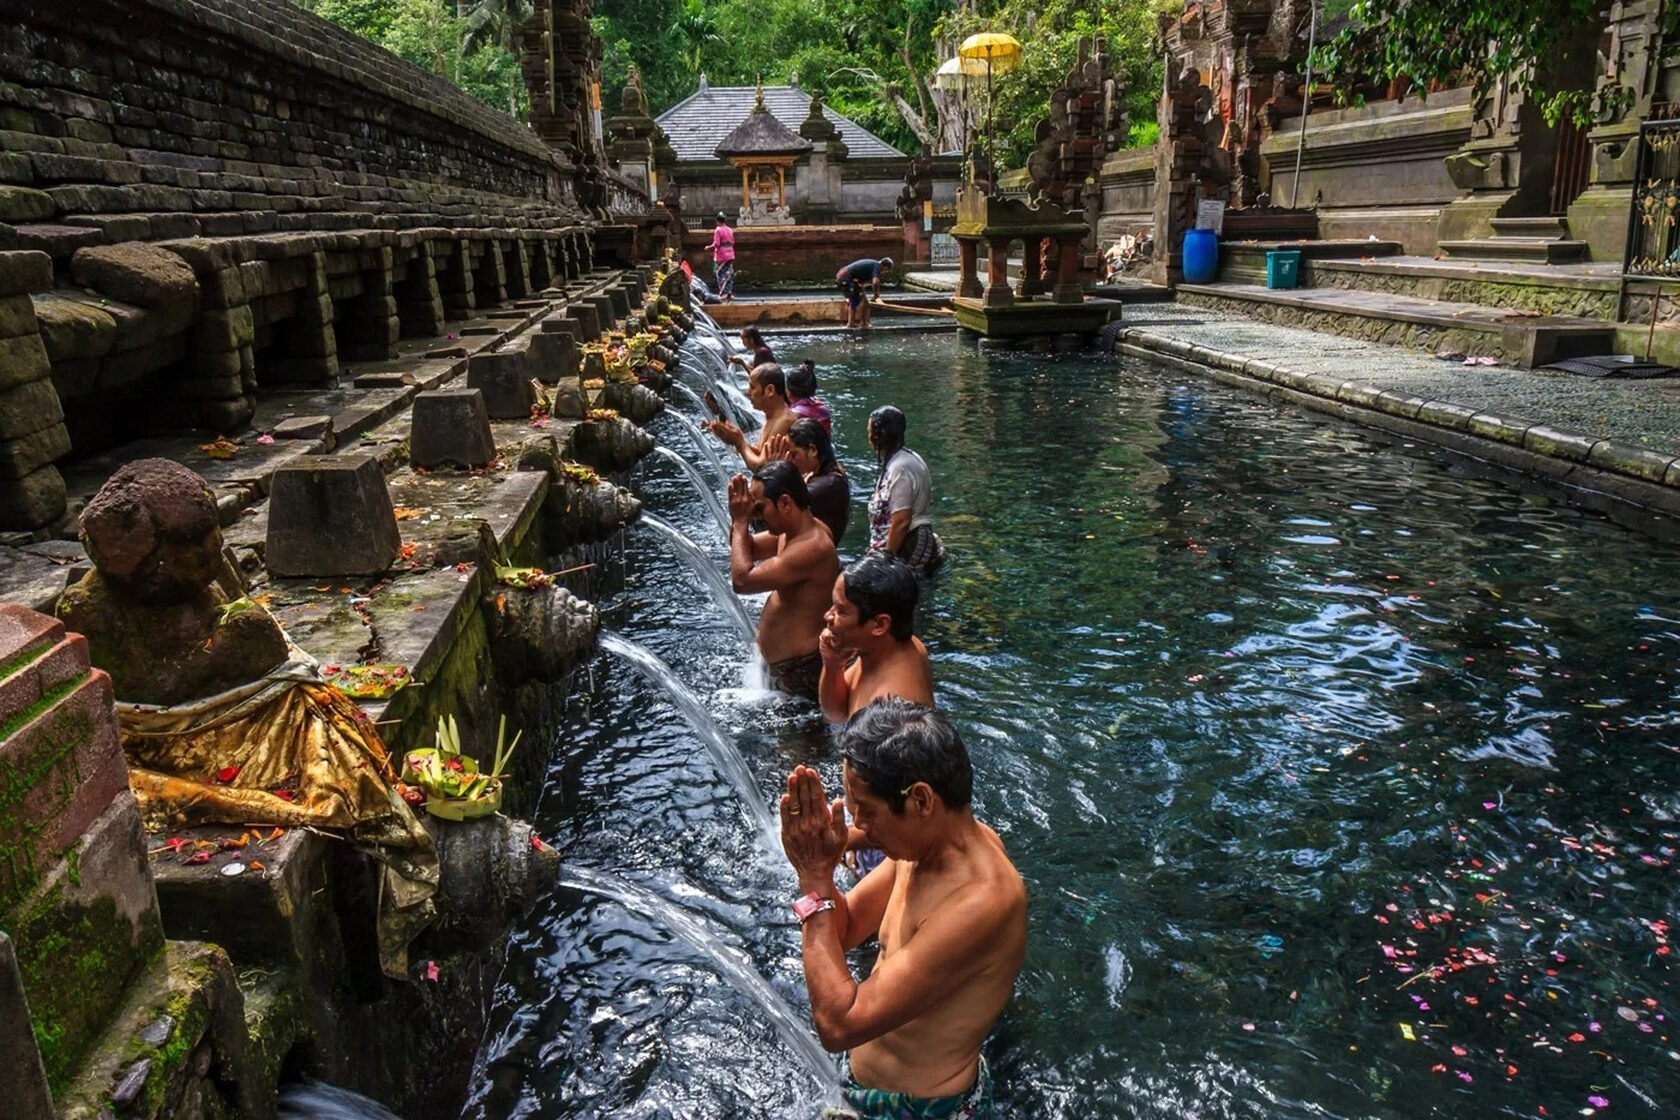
[1617,116,1680,324]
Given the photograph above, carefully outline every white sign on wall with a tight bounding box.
[1195,199,1226,234]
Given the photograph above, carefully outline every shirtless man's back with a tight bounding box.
[780,699,1026,1114]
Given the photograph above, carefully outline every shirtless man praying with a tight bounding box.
[819,552,934,723]
[729,461,840,698]
[781,699,1026,1119]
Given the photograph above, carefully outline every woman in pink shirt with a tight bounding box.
[708,212,736,301]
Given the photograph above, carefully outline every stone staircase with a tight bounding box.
[1438,217,1590,264]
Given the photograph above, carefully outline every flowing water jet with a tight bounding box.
[278,1080,401,1120]
[639,514,756,645]
[598,632,778,850]
[664,407,732,484]
[651,446,730,539]
[560,864,839,1098]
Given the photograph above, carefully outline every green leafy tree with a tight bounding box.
[1312,0,1678,125]
[672,0,723,76]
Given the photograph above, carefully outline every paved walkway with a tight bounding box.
[1116,301,1680,525]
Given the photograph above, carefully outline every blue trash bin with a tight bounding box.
[1266,250,1302,290]
[1182,228,1219,284]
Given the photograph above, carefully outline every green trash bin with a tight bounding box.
[1266,250,1302,289]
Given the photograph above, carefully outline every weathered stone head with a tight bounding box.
[79,458,226,604]
[59,459,287,703]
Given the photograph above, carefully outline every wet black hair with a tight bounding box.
[753,459,810,509]
[740,326,765,348]
[785,360,817,400]
[840,698,971,814]
[787,417,840,475]
[716,212,731,224]
[750,363,786,398]
[867,405,906,462]
[842,553,918,642]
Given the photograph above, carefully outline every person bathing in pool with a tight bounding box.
[728,460,840,699]
[782,699,1026,1119]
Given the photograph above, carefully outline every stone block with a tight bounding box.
[32,292,116,361]
[0,293,38,339]
[466,349,535,419]
[1587,440,1677,484]
[0,628,88,730]
[0,420,70,480]
[0,377,63,440]
[69,242,198,321]
[2,792,164,1096]
[193,305,254,353]
[197,395,254,433]
[0,250,52,298]
[0,669,129,910]
[0,933,55,1120]
[48,357,98,400]
[526,329,576,382]
[0,331,50,392]
[270,415,332,441]
[0,463,65,527]
[410,388,496,469]
[0,186,55,224]
[265,453,401,577]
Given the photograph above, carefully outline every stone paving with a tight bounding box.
[1120,301,1680,455]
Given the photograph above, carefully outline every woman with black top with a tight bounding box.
[766,417,850,544]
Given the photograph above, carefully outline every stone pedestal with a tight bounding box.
[265,453,401,576]
[411,389,496,469]
[528,327,578,382]
[0,934,53,1120]
[0,605,165,1098]
[467,350,537,420]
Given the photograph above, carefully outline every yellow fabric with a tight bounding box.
[957,32,1023,69]
[116,657,438,977]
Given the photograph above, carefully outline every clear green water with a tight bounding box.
[468,330,1680,1119]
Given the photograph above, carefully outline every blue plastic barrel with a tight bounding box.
[1182,228,1218,284]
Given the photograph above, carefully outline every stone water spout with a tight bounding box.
[599,379,665,423]
[487,580,601,683]
[565,414,656,473]
[423,814,561,952]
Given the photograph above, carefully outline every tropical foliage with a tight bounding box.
[1312,0,1679,126]
[297,0,530,116]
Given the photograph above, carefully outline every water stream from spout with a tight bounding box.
[664,406,733,484]
[278,1080,401,1120]
[559,864,838,1098]
[650,446,730,539]
[598,632,778,850]
[639,514,756,646]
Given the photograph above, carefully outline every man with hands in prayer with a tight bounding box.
[781,698,1026,1119]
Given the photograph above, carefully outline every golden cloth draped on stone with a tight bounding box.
[114,656,438,977]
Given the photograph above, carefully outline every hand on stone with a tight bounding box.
[727,473,754,522]
[780,765,846,886]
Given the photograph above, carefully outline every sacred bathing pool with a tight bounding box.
[0,2,1676,1119]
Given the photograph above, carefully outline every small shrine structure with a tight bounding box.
[713,86,811,226]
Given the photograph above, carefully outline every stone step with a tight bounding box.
[1439,236,1589,263]
[1174,282,1615,367]
[54,940,270,1120]
[1490,216,1571,239]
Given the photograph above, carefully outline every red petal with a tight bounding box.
[216,766,241,784]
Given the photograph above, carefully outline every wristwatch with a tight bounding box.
[792,891,835,925]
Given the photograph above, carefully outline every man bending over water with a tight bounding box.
[781,699,1026,1118]
[729,461,840,698]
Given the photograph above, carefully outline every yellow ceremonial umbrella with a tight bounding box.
[958,32,1023,186]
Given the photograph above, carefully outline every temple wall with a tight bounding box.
[1097,145,1159,247]
[0,0,620,533]
[671,157,950,226]
[1261,88,1474,253]
[682,225,906,285]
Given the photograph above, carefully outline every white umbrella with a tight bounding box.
[933,55,988,90]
